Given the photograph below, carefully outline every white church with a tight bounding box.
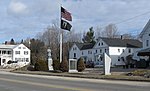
[0,44,30,68]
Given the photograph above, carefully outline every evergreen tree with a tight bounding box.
[10,38,15,44]
[82,27,95,43]
[77,57,85,72]
[60,58,69,72]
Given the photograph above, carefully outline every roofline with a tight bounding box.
[139,19,150,38]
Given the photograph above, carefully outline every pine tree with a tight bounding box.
[82,27,95,43]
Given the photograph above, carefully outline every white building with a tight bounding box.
[137,20,150,62]
[0,44,30,68]
[69,37,142,66]
[139,20,150,50]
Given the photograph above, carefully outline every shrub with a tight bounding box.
[77,57,85,72]
[60,58,69,72]
[132,69,148,76]
[52,59,60,71]
[136,59,147,68]
[34,59,48,71]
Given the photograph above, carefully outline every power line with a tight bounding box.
[115,11,150,25]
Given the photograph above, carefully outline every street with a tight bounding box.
[0,71,150,91]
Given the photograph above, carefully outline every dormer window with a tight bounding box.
[73,47,77,51]
[98,43,100,46]
[101,42,103,45]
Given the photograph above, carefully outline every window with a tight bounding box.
[2,59,6,63]
[24,51,28,55]
[8,51,11,55]
[105,49,107,52]
[23,47,26,49]
[98,43,100,46]
[15,51,20,54]
[122,49,125,53]
[100,49,102,53]
[101,42,103,45]
[146,40,149,47]
[149,34,150,36]
[0,50,1,54]
[2,51,6,54]
[82,52,84,55]
[118,49,120,52]
[95,50,97,53]
[118,57,120,61]
[18,47,21,49]
[88,51,92,54]
[73,47,77,51]
[26,58,29,62]
[74,53,76,58]
[128,49,131,53]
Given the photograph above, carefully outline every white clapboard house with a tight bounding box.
[69,37,142,66]
[0,44,30,68]
[136,20,150,64]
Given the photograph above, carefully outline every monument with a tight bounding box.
[103,53,111,75]
[47,48,53,70]
[69,59,78,72]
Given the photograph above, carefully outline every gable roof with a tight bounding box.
[99,37,142,48]
[75,42,95,50]
[0,44,29,50]
[0,44,17,49]
[139,19,150,38]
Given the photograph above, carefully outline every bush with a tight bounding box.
[129,70,150,78]
[77,57,85,72]
[136,59,147,68]
[34,59,48,71]
[52,59,60,71]
[60,58,69,72]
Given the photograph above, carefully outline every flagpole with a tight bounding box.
[60,5,63,63]
[60,31,63,63]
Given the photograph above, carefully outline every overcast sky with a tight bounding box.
[0,0,150,42]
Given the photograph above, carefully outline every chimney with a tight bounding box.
[121,35,123,40]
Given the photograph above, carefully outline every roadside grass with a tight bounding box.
[11,69,150,82]
[11,65,150,82]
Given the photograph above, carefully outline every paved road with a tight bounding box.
[0,71,150,91]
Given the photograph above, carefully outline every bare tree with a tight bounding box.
[102,24,119,38]
[95,26,103,39]
[121,33,135,39]
[36,21,60,60]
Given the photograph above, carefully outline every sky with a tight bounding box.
[0,0,150,43]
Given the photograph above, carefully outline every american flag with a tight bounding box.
[61,7,72,21]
